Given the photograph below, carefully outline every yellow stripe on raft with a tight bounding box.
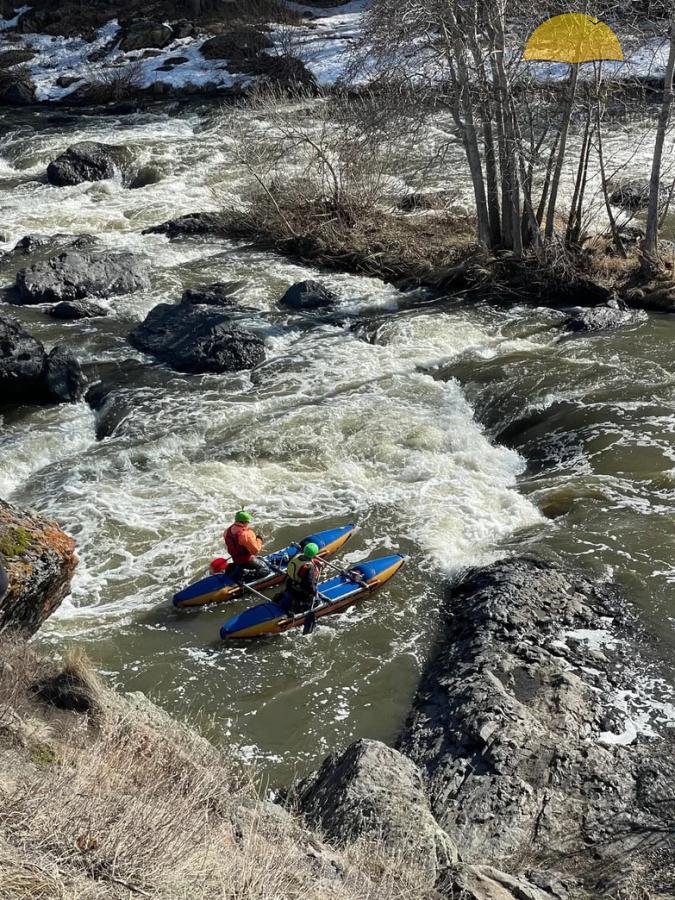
[226,557,405,639]
[177,528,355,608]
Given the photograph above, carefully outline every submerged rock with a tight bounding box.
[297,738,456,881]
[564,304,646,333]
[46,141,133,187]
[48,299,109,320]
[129,303,265,374]
[16,249,150,304]
[143,212,228,239]
[0,497,78,637]
[181,281,246,307]
[279,280,337,311]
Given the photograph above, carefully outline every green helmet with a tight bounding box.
[235,510,253,524]
[303,542,320,559]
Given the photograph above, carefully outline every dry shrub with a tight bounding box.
[77,60,145,104]
[0,636,437,899]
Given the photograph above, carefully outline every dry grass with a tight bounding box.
[221,182,477,286]
[0,636,434,899]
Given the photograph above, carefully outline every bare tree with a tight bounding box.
[643,14,675,273]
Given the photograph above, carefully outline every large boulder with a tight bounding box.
[121,20,174,51]
[200,28,272,61]
[296,739,456,881]
[15,250,150,304]
[0,312,86,405]
[279,280,338,311]
[0,68,35,104]
[46,142,133,187]
[0,497,78,637]
[0,48,35,68]
[564,304,646,333]
[129,303,265,374]
[398,557,675,891]
[0,313,47,402]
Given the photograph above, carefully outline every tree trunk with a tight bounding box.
[545,64,579,241]
[643,18,675,274]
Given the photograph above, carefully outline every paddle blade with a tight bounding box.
[302,611,316,635]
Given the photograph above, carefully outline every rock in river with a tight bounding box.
[46,141,133,187]
[279,280,337,311]
[0,312,85,404]
[15,249,150,304]
[0,497,77,637]
[181,281,246,307]
[564,304,646,333]
[48,299,109,320]
[129,303,265,374]
[398,556,675,888]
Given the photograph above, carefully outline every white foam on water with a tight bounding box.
[0,402,96,499]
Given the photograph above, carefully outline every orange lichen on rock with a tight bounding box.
[0,498,78,637]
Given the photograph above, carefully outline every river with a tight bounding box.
[1,100,673,783]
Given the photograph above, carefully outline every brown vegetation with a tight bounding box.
[0,636,433,899]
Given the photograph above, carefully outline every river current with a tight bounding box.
[1,101,673,782]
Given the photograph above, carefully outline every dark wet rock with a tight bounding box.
[155,55,190,71]
[44,346,86,402]
[564,304,646,333]
[609,178,665,212]
[625,283,675,312]
[0,67,36,104]
[4,232,94,260]
[0,312,47,403]
[0,497,78,637]
[31,670,93,713]
[181,281,246,307]
[279,280,337,311]
[398,557,675,888]
[0,48,35,68]
[0,311,84,404]
[48,299,109,320]
[128,164,166,189]
[55,74,82,89]
[16,249,150,304]
[200,28,272,61]
[84,360,175,440]
[129,303,265,374]
[46,141,133,187]
[239,53,317,90]
[398,190,454,211]
[121,20,173,51]
[143,212,228,239]
[296,738,456,880]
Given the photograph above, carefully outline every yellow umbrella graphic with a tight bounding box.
[524,13,623,64]
[524,14,623,241]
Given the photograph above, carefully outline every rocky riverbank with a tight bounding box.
[1,496,673,898]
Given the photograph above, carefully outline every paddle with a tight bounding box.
[317,557,370,590]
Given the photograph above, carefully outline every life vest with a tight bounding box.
[224,522,260,565]
[286,555,317,592]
